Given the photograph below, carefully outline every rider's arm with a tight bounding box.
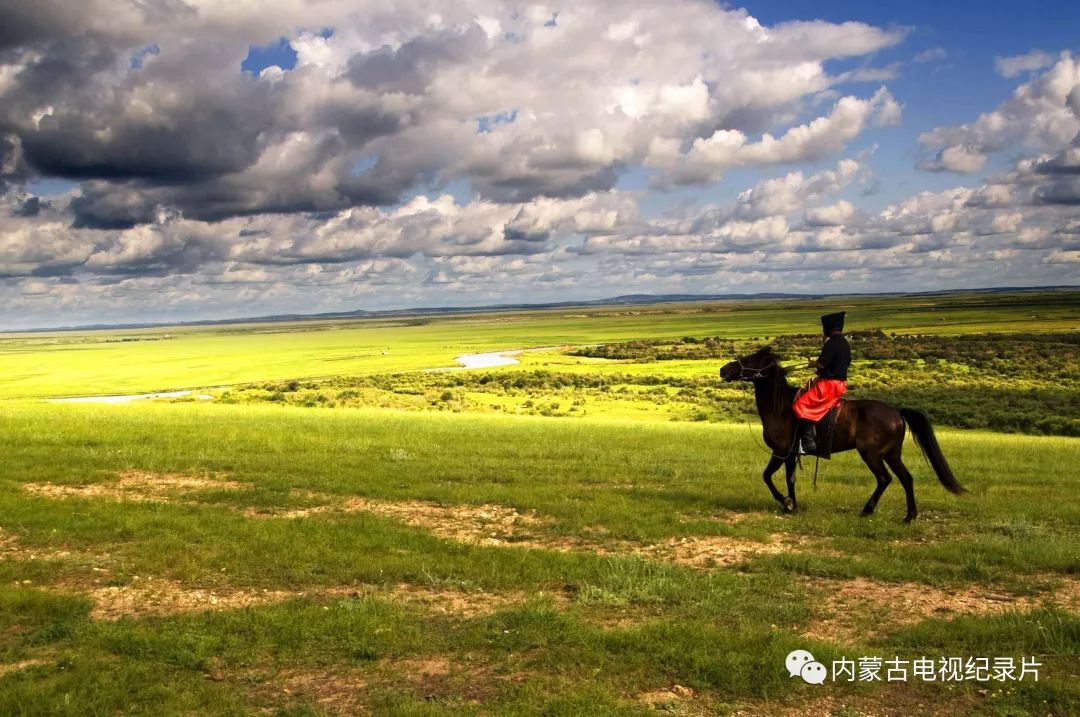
[815,338,837,377]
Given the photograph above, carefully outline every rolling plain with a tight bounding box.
[0,290,1077,716]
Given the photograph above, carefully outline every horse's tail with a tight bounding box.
[900,408,966,495]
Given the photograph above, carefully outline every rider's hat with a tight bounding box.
[820,311,845,335]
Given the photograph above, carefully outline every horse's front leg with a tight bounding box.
[783,454,798,513]
[762,455,786,509]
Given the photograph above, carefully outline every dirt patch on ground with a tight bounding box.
[85,578,317,620]
[252,665,371,715]
[802,575,1080,642]
[392,656,454,679]
[0,659,49,678]
[6,517,544,622]
[730,695,922,717]
[45,577,539,621]
[389,582,565,617]
[730,685,1003,717]
[242,653,517,715]
[21,470,244,503]
[333,495,547,546]
[636,533,795,568]
[0,526,114,573]
[637,684,696,705]
[258,491,808,567]
[17,473,826,571]
[246,491,554,546]
[331,496,832,568]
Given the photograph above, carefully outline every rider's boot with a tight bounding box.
[798,419,818,455]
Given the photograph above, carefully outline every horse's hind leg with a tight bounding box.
[762,455,787,509]
[885,449,918,523]
[858,449,893,517]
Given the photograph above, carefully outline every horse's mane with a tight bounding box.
[757,345,792,378]
[753,345,796,415]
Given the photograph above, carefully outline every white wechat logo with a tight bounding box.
[785,649,827,685]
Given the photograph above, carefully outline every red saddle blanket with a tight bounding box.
[793,378,847,422]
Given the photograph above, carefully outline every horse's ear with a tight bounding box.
[759,345,772,356]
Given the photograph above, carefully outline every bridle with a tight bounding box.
[732,357,777,381]
[731,356,799,460]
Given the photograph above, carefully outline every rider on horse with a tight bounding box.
[794,312,851,454]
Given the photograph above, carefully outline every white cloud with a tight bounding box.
[920,53,1080,172]
[1,1,907,221]
[914,47,947,64]
[657,88,899,185]
[995,50,1054,78]
[0,2,1077,325]
[919,143,988,173]
[805,200,856,226]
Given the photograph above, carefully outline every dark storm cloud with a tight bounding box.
[0,1,80,50]
[0,0,197,50]
[15,195,41,216]
[345,25,487,94]
[0,37,117,108]
[476,165,623,204]
[6,40,274,184]
[2,0,1076,325]
[1034,146,1080,175]
[0,0,909,235]
[1035,178,1080,205]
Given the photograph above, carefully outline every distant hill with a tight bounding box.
[12,285,1078,333]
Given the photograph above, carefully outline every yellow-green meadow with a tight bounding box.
[1,290,1077,715]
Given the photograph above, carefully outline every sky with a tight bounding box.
[0,1,1077,329]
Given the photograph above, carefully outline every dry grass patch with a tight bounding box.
[260,492,550,547]
[267,492,815,568]
[729,685,999,717]
[0,526,114,576]
[30,575,546,621]
[246,665,370,715]
[21,470,244,504]
[637,683,696,705]
[802,575,1080,643]
[0,659,49,678]
[17,472,829,572]
[241,653,518,715]
[636,533,796,568]
[84,578,330,620]
[387,582,564,617]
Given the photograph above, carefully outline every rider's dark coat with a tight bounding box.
[817,334,851,380]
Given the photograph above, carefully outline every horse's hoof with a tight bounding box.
[860,508,874,518]
[782,498,797,513]
[903,513,918,523]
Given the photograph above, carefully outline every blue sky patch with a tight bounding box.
[477,110,519,134]
[241,37,298,74]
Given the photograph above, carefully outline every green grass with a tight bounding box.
[0,402,1077,715]
[0,290,1077,715]
[1,290,1076,398]
[217,329,1080,435]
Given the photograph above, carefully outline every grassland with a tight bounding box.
[0,290,1078,716]
[220,331,1080,436]
[1,290,1076,399]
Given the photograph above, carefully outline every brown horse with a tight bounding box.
[720,346,965,522]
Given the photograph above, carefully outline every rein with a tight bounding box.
[733,358,830,486]
[733,357,777,380]
[734,360,800,460]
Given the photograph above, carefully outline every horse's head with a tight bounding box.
[720,346,782,382]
